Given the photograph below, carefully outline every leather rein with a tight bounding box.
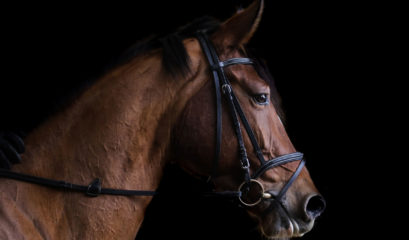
[0,31,305,207]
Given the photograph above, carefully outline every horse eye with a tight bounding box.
[253,94,269,105]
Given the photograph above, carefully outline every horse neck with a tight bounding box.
[17,48,204,192]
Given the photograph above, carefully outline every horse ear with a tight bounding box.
[212,0,264,47]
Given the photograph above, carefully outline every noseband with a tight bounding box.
[196,31,305,207]
[0,31,305,208]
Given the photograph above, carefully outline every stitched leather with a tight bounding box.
[251,152,304,179]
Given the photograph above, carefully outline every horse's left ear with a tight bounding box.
[212,0,264,46]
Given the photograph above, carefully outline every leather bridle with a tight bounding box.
[195,31,305,206]
[0,31,305,208]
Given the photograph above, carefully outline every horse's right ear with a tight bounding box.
[212,0,264,47]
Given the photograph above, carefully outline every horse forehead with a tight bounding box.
[228,65,270,94]
[220,50,267,86]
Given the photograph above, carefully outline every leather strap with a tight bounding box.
[196,31,223,182]
[252,152,304,179]
[202,191,242,198]
[231,91,266,164]
[0,169,243,198]
[276,158,305,201]
[216,58,254,69]
[0,169,156,197]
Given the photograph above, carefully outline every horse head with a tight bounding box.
[173,1,325,238]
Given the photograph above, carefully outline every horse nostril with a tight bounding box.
[305,195,326,220]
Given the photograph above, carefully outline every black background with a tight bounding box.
[0,1,384,239]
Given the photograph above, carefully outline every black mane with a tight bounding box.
[113,16,221,77]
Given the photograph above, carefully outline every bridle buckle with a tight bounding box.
[86,178,102,197]
[221,84,232,94]
[241,157,250,170]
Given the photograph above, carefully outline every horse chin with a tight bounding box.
[253,204,315,240]
[258,217,310,240]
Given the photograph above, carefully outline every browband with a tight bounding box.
[214,58,254,69]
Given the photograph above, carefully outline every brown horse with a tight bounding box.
[0,0,324,239]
